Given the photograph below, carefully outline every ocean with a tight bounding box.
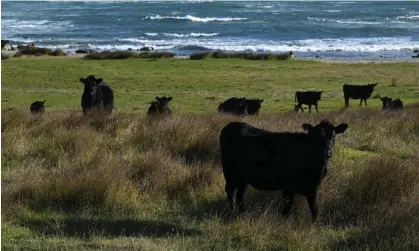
[1,1,419,58]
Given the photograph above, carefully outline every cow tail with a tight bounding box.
[295,92,298,103]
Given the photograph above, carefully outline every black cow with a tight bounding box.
[294,91,322,113]
[218,97,247,115]
[246,99,264,115]
[380,96,403,110]
[30,100,45,114]
[79,75,114,115]
[220,120,348,221]
[147,96,173,116]
[218,97,263,115]
[343,83,378,107]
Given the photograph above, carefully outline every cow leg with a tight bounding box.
[344,96,349,107]
[299,104,304,113]
[359,99,363,106]
[307,193,318,222]
[315,103,319,113]
[308,104,312,113]
[236,183,248,213]
[364,99,368,106]
[225,183,236,211]
[282,191,294,217]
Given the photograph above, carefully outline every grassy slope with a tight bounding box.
[2,57,419,113]
[2,58,419,250]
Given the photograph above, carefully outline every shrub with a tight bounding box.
[48,49,67,56]
[18,47,53,56]
[190,51,293,60]
[84,50,136,60]
[190,52,212,60]
[84,51,175,60]
[137,51,175,59]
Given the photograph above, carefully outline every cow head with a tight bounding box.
[317,91,323,100]
[380,96,392,109]
[155,96,172,112]
[246,99,264,115]
[302,120,348,159]
[80,75,101,106]
[368,83,379,90]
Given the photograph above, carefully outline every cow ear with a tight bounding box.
[96,78,103,83]
[80,78,85,83]
[335,123,348,134]
[302,123,312,131]
[389,98,392,101]
[380,97,384,101]
[259,99,264,103]
[168,97,172,101]
[155,96,159,100]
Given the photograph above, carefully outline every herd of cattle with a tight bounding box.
[29,77,403,116]
[27,75,406,221]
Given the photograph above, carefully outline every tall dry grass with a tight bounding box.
[2,107,419,250]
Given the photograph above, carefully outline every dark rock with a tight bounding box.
[139,46,154,51]
[75,49,96,54]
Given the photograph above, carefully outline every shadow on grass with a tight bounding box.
[23,218,202,238]
[178,143,219,165]
[183,190,288,224]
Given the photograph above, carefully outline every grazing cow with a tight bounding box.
[294,91,322,113]
[30,100,46,114]
[220,120,348,221]
[218,97,264,115]
[79,75,114,115]
[218,97,247,115]
[246,99,264,115]
[147,96,173,116]
[380,96,403,110]
[343,83,378,107]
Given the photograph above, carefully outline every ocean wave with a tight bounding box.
[308,17,383,26]
[145,33,158,36]
[144,15,247,22]
[1,19,73,35]
[31,36,417,54]
[162,32,219,37]
[396,15,419,20]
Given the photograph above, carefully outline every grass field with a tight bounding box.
[2,57,419,250]
[2,57,419,113]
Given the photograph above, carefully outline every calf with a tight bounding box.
[294,91,322,113]
[220,120,348,221]
[147,96,173,116]
[343,83,378,107]
[79,75,114,115]
[30,100,46,114]
[380,96,403,110]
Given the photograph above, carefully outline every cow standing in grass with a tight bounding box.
[380,96,403,110]
[30,100,46,114]
[220,120,348,221]
[294,91,322,113]
[343,83,378,107]
[147,96,173,116]
[79,75,114,115]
